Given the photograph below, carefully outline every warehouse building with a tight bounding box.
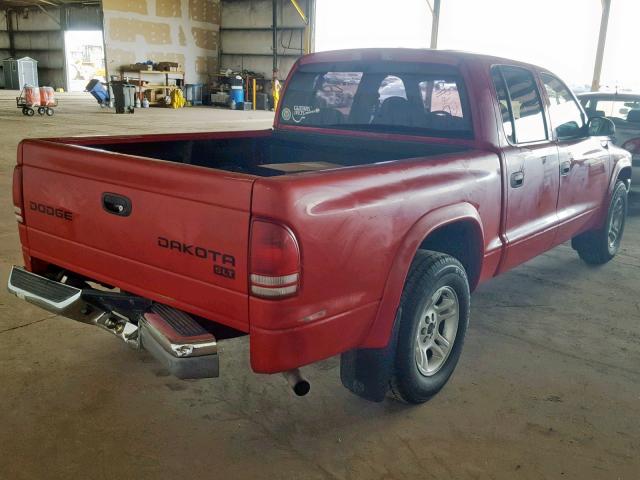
[0,1,638,479]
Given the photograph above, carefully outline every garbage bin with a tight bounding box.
[111,81,136,114]
[185,83,204,105]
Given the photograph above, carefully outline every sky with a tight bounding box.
[315,0,640,91]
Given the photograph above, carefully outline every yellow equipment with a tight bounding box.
[272,78,282,110]
[170,88,186,109]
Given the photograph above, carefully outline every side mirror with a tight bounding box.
[588,116,616,138]
[557,121,581,139]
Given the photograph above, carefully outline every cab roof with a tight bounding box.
[298,48,548,72]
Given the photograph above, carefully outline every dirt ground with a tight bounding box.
[0,91,638,480]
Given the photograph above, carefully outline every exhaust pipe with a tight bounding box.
[283,369,310,396]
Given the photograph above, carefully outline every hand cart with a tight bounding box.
[16,86,57,116]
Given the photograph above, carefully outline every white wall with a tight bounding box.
[102,0,220,84]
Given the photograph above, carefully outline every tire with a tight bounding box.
[572,180,628,265]
[46,108,55,117]
[26,108,35,117]
[37,107,46,115]
[390,250,470,404]
[22,108,28,116]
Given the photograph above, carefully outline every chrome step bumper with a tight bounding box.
[7,266,218,379]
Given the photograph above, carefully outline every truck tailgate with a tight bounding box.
[19,140,253,331]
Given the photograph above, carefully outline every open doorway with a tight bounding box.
[64,30,106,92]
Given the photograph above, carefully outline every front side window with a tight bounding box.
[498,66,547,143]
[541,73,585,139]
[279,62,473,138]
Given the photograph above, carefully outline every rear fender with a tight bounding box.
[360,202,484,349]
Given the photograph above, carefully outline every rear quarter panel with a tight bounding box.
[250,149,502,351]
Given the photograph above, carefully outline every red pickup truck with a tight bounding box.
[8,49,632,403]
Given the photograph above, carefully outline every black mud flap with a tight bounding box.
[340,309,401,402]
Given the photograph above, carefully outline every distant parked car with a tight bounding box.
[578,92,640,191]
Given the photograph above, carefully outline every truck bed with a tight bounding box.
[81,131,469,176]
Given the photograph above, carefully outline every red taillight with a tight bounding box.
[12,165,24,223]
[622,137,640,154]
[250,219,300,298]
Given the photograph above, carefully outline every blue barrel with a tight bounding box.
[231,75,244,106]
[231,86,244,105]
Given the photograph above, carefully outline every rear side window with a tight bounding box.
[492,65,547,144]
[491,68,514,142]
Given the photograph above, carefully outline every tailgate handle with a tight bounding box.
[102,193,132,217]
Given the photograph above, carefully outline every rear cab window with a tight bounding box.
[279,61,473,139]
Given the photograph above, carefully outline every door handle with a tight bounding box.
[510,171,524,188]
[560,161,571,176]
[102,193,132,217]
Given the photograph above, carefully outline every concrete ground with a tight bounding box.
[0,91,638,480]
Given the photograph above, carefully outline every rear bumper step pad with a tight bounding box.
[7,266,218,379]
[8,266,81,311]
[141,304,218,379]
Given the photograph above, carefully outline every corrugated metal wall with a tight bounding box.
[220,0,313,80]
[0,4,102,90]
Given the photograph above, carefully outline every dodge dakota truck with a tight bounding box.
[8,49,632,403]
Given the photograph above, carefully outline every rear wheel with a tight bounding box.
[25,108,35,116]
[572,180,628,265]
[390,251,470,404]
[37,107,46,115]
[46,108,55,116]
